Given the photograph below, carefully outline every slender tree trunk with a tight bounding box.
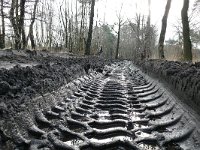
[68,3,72,52]
[136,14,141,60]
[64,1,68,49]
[144,0,151,59]
[85,0,95,55]
[65,14,68,49]
[19,0,26,49]
[75,0,78,52]
[68,18,72,52]
[49,16,53,50]
[59,1,68,49]
[35,21,40,47]
[15,0,20,48]
[40,4,44,47]
[0,0,5,49]
[27,0,38,49]
[69,1,74,52]
[115,22,121,59]
[141,16,145,53]
[158,0,172,59]
[181,0,192,61]
[46,2,53,50]
[79,2,84,52]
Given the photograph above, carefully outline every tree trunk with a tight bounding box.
[158,0,172,59]
[19,0,26,49]
[115,22,121,59]
[75,0,78,52]
[27,0,38,49]
[136,14,141,60]
[10,0,21,49]
[79,2,84,52]
[40,4,44,47]
[181,0,192,61]
[68,18,72,52]
[144,0,151,60]
[0,0,5,49]
[85,0,95,55]
[64,2,68,49]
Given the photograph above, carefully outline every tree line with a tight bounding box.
[0,0,199,62]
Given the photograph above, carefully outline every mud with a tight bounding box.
[0,50,200,150]
[137,60,200,115]
[0,49,110,150]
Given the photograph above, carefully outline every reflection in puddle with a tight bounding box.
[97,111,111,121]
[129,111,142,121]
[136,131,151,138]
[64,139,84,146]
[134,123,148,130]
[90,136,133,144]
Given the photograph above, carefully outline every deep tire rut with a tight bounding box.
[21,62,200,150]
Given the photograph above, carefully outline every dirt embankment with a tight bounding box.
[137,59,200,115]
[0,49,110,149]
[0,51,107,101]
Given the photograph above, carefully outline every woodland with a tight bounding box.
[0,0,200,62]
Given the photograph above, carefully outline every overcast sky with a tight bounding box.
[95,0,196,40]
[54,0,196,40]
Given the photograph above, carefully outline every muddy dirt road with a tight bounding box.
[1,59,200,150]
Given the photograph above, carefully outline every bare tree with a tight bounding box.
[129,16,140,60]
[38,2,45,48]
[45,0,54,50]
[115,19,123,59]
[143,0,151,60]
[79,1,86,52]
[59,0,68,50]
[158,0,172,59]
[115,4,124,59]
[68,1,74,53]
[181,0,192,61]
[129,13,151,61]
[85,0,95,55]
[27,0,39,49]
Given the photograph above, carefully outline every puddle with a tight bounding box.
[64,138,84,147]
[134,123,149,130]
[138,142,160,150]
[129,111,142,121]
[97,111,111,121]
[90,136,133,144]
[136,131,151,138]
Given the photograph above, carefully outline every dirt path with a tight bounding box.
[7,61,199,150]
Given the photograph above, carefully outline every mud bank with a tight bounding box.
[0,50,110,149]
[137,59,200,115]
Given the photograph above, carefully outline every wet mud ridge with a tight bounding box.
[2,61,200,150]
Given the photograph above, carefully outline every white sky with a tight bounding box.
[96,0,196,40]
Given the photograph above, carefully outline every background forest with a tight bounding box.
[0,0,200,61]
